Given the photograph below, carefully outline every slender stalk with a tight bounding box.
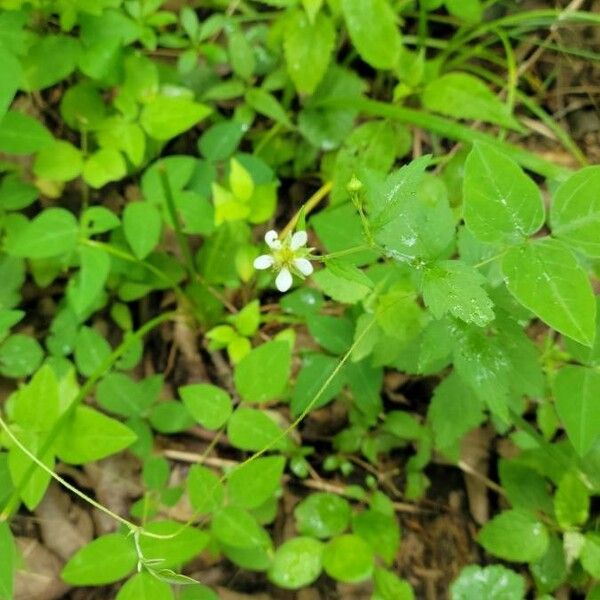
[280,181,333,238]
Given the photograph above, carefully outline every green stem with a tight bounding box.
[317,244,373,261]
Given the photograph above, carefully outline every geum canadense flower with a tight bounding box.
[253,230,314,292]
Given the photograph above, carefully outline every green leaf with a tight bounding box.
[423,73,520,130]
[501,239,596,346]
[5,208,79,259]
[140,96,212,141]
[450,565,525,600]
[322,534,374,583]
[69,245,111,316]
[227,407,288,452]
[313,265,372,304]
[284,10,335,95]
[0,46,21,120]
[11,364,59,430]
[179,383,232,430]
[581,533,600,579]
[226,456,285,509]
[56,406,137,465]
[550,165,600,257]
[139,521,209,569]
[554,471,590,529]
[123,202,162,260]
[96,373,161,418]
[477,510,549,563]
[373,568,415,600]
[352,510,400,565]
[33,140,83,182]
[116,572,174,600]
[340,0,401,69]
[62,533,137,585]
[422,260,494,326]
[74,326,112,377]
[198,121,244,161]
[83,148,127,188]
[553,366,600,456]
[0,110,53,154]
[294,492,351,539]
[463,142,544,243]
[0,334,44,378]
[307,315,353,354]
[498,460,553,515]
[234,341,291,403]
[445,0,482,22]
[187,464,224,515]
[0,522,16,600]
[244,89,293,129]
[21,35,79,91]
[268,537,324,589]
[531,534,568,594]
[211,506,270,549]
[60,83,106,131]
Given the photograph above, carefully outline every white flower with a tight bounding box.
[253,229,314,292]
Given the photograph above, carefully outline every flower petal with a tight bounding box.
[294,257,313,276]
[275,267,293,292]
[264,230,281,249]
[290,230,308,250]
[253,255,274,270]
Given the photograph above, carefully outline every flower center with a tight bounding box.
[275,246,295,267]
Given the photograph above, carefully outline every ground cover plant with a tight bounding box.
[0,0,599,598]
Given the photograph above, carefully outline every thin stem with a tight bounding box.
[317,244,373,261]
[280,181,332,239]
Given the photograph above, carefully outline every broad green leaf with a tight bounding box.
[581,533,600,579]
[564,297,600,366]
[62,533,137,585]
[123,202,162,260]
[422,260,494,326]
[60,83,106,131]
[498,460,553,515]
[352,510,399,565]
[33,140,83,182]
[227,407,288,451]
[69,245,110,316]
[139,521,209,569]
[226,456,285,509]
[550,166,600,257]
[0,47,20,119]
[313,265,371,303]
[0,522,16,600]
[502,239,596,346]
[21,35,80,91]
[284,10,335,95]
[198,121,244,161]
[0,110,53,155]
[373,568,415,600]
[477,509,549,562]
[187,464,224,515]
[463,143,544,243]
[97,118,146,167]
[96,373,161,418]
[531,535,568,594]
[0,334,44,378]
[148,401,194,434]
[450,565,525,600]
[234,341,291,403]
[83,148,127,188]
[228,29,255,80]
[0,309,23,339]
[81,206,120,235]
[141,96,212,141]
[180,383,232,430]
[74,326,112,377]
[211,506,270,549]
[180,584,219,600]
[340,0,401,69]
[116,572,174,600]
[244,89,293,129]
[554,471,589,529]
[445,0,482,22]
[294,492,351,539]
[56,406,137,465]
[423,73,520,129]
[553,365,600,456]
[5,208,79,259]
[11,364,59,430]
[268,537,324,589]
[322,534,374,583]
[307,314,353,354]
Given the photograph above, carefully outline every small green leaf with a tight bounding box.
[234,341,291,403]
[179,383,232,430]
[141,96,212,141]
[284,10,335,95]
[451,565,525,600]
[5,208,79,259]
[245,89,293,129]
[74,326,112,377]
[581,533,600,579]
[187,464,224,515]
[83,148,127,189]
[34,140,83,182]
[502,239,596,346]
[226,456,285,509]
[553,365,600,456]
[0,46,21,120]
[422,260,494,327]
[227,407,288,452]
[0,334,44,378]
[322,534,374,583]
[554,471,590,529]
[352,510,400,565]
[550,165,600,257]
[56,406,137,465]
[463,143,544,243]
[0,522,16,600]
[423,73,520,130]
[268,537,324,589]
[211,506,270,549]
[477,510,549,563]
[21,35,80,91]
[116,572,174,600]
[123,202,163,260]
[62,533,137,585]
[198,121,244,161]
[373,567,415,600]
[294,492,351,539]
[0,110,53,154]
[340,0,401,69]
[69,245,110,316]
